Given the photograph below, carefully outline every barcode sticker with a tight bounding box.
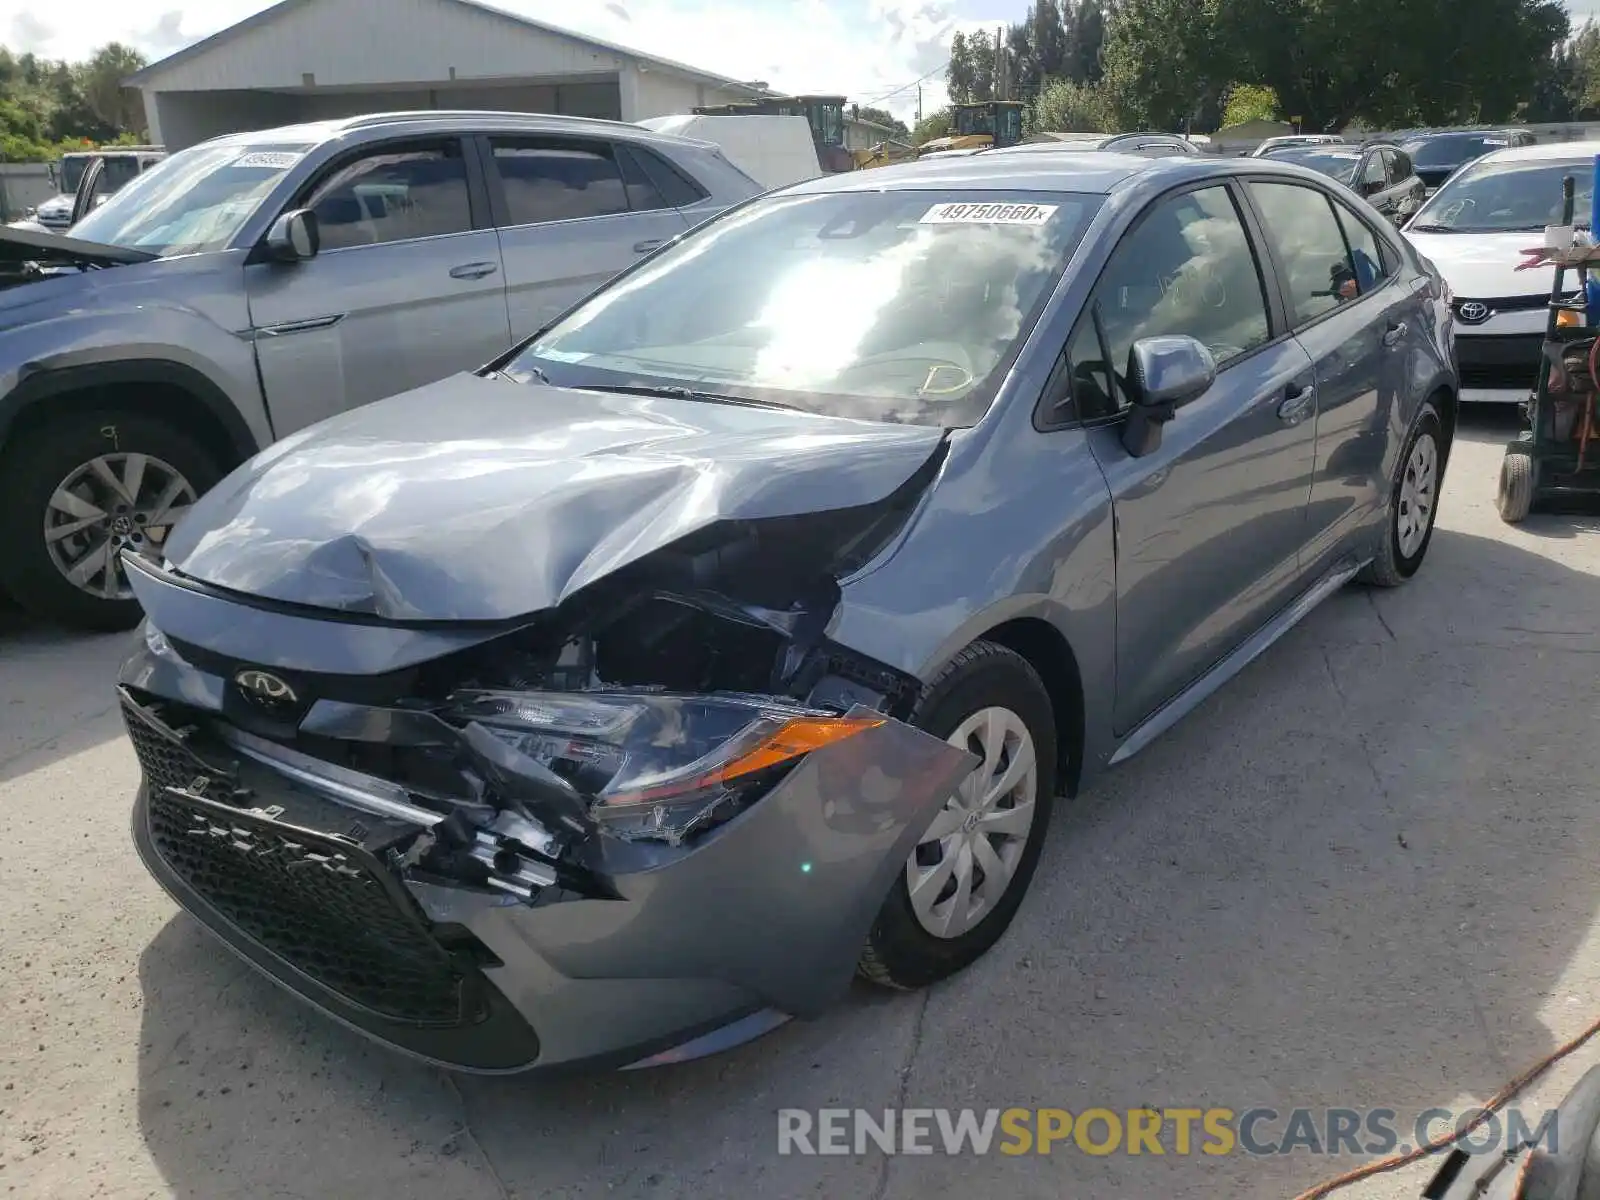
[233,151,303,170]
[918,201,1058,225]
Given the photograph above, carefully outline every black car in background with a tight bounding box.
[1262,142,1426,224]
[1398,128,1536,192]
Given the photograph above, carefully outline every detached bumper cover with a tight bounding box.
[121,664,974,1074]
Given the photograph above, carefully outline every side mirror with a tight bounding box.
[265,208,320,262]
[1121,335,1216,457]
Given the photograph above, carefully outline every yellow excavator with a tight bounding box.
[917,100,1025,157]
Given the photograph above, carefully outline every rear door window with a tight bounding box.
[625,144,710,207]
[489,137,629,226]
[1330,198,1394,296]
[1248,182,1362,324]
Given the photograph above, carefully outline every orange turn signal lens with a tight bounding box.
[718,716,886,784]
[1557,308,1583,329]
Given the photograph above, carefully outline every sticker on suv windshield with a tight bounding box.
[233,151,304,170]
[919,202,1058,225]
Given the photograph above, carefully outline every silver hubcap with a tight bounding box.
[1397,431,1438,559]
[43,453,196,601]
[906,706,1039,940]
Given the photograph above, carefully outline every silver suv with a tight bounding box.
[0,111,761,629]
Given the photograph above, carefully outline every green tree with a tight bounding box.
[1221,82,1278,126]
[1030,0,1071,78]
[946,31,976,104]
[1033,77,1116,131]
[1068,0,1108,83]
[1100,0,1217,130]
[912,109,953,145]
[81,43,148,135]
[0,41,150,159]
[1209,0,1567,130]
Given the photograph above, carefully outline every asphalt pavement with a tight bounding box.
[4,411,1600,1200]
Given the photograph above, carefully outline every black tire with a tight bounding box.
[857,641,1058,991]
[0,410,223,631]
[1497,449,1535,525]
[1359,399,1445,588]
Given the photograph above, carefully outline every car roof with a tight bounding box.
[1401,127,1526,142]
[1467,138,1600,165]
[777,150,1330,198]
[1272,144,1359,157]
[192,110,715,153]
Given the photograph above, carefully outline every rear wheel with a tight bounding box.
[0,410,221,631]
[857,642,1058,991]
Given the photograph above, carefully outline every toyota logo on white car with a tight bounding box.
[1456,301,1491,324]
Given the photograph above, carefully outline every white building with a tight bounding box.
[128,0,769,150]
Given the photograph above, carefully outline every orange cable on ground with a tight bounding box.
[1289,1013,1600,1200]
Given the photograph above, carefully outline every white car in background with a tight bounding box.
[1250,134,1344,157]
[1403,140,1599,403]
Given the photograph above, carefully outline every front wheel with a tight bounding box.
[1360,399,1445,588]
[857,642,1058,991]
[0,410,222,631]
[1497,449,1535,524]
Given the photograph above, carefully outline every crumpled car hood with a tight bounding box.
[164,373,945,621]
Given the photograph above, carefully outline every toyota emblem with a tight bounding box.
[234,668,298,711]
[1456,300,1491,325]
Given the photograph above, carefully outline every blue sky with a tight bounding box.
[4,0,1592,124]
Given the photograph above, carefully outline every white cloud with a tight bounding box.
[0,0,997,125]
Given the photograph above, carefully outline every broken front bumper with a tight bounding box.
[120,649,973,1075]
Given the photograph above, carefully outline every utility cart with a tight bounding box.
[1497,175,1600,522]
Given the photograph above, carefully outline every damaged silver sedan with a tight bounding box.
[118,151,1456,1072]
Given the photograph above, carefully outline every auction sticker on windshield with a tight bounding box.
[919,202,1058,225]
[232,151,304,170]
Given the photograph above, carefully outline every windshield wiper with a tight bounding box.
[576,382,793,411]
[1407,223,1458,233]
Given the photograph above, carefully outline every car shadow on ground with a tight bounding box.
[131,518,1600,1200]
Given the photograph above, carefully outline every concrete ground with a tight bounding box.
[4,412,1600,1200]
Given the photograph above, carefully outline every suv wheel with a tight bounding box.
[858,641,1058,991]
[0,411,222,631]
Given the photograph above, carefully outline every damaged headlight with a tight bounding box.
[446,690,882,844]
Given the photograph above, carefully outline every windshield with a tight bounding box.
[70,141,311,255]
[1409,158,1593,233]
[811,102,844,146]
[59,155,92,193]
[507,189,1100,428]
[956,108,996,137]
[1270,148,1360,183]
[1402,133,1512,168]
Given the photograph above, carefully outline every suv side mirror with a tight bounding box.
[1121,335,1216,457]
[265,208,320,262]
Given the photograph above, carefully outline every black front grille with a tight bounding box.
[122,693,478,1029]
[1457,334,1541,390]
[145,790,475,1026]
[123,697,218,795]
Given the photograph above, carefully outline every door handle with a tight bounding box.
[1277,385,1315,425]
[633,239,666,254]
[448,261,499,280]
[1383,320,1408,347]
